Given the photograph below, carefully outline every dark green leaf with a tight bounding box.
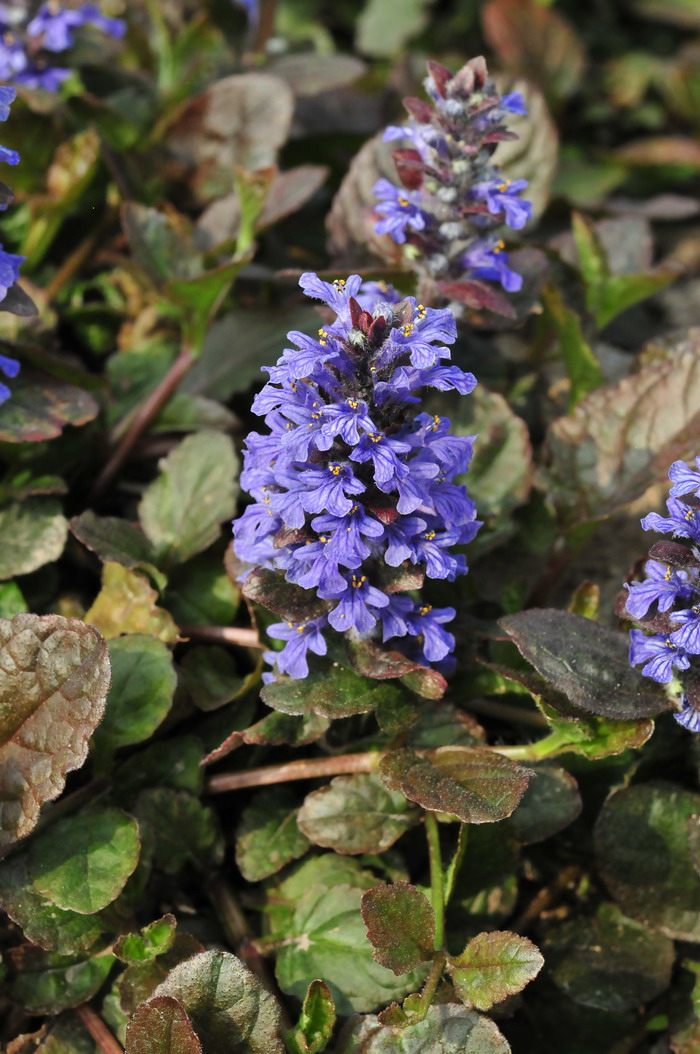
[115,736,204,799]
[545,903,674,1012]
[595,783,700,941]
[0,368,99,443]
[297,774,420,854]
[262,664,410,719]
[507,764,582,843]
[165,552,240,627]
[115,915,177,965]
[70,511,156,572]
[182,646,246,711]
[30,808,140,914]
[337,1003,510,1054]
[500,609,669,719]
[121,203,201,287]
[165,259,249,347]
[153,949,285,1054]
[361,883,435,974]
[202,711,329,766]
[449,930,544,1010]
[135,788,224,874]
[235,788,309,882]
[92,636,176,760]
[0,614,110,847]
[0,498,67,580]
[125,996,202,1054]
[286,980,335,1054]
[7,1014,98,1052]
[138,431,239,567]
[379,747,531,823]
[10,946,115,1014]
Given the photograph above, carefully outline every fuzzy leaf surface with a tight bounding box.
[449,930,544,1010]
[361,883,435,974]
[298,773,420,854]
[125,995,203,1054]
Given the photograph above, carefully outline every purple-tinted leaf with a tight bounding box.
[242,567,328,622]
[126,996,202,1054]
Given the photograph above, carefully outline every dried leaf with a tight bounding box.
[84,563,178,642]
[0,614,110,847]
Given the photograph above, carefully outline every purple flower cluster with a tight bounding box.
[0,1,124,91]
[624,457,700,732]
[232,273,480,680]
[373,57,532,309]
[0,85,22,398]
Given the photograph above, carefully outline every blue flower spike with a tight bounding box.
[233,274,481,682]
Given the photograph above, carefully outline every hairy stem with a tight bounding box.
[89,347,195,503]
[418,951,447,1017]
[207,751,380,793]
[76,1006,124,1054]
[444,824,468,905]
[425,812,445,950]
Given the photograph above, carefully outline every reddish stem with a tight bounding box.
[207,751,379,793]
[179,625,263,649]
[76,1006,124,1054]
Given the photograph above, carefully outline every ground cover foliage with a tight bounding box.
[1,1,700,1052]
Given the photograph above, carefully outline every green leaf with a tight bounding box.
[0,367,99,443]
[449,930,544,1010]
[337,1003,510,1054]
[121,203,202,287]
[595,270,677,329]
[286,980,336,1054]
[10,947,115,1014]
[261,664,410,719]
[544,903,674,1012]
[84,563,177,642]
[361,883,435,975]
[297,773,420,854]
[135,788,224,875]
[9,1014,98,1052]
[126,995,202,1054]
[355,0,436,56]
[0,498,67,579]
[165,552,240,627]
[165,259,249,348]
[0,580,27,617]
[30,808,140,914]
[234,788,309,882]
[202,710,328,766]
[595,783,700,941]
[70,511,158,577]
[115,736,204,799]
[115,915,177,965]
[379,747,531,823]
[92,636,176,761]
[265,856,425,1014]
[542,286,604,410]
[153,949,285,1054]
[500,608,669,719]
[507,763,581,844]
[117,934,205,1017]
[572,211,610,300]
[0,855,108,954]
[138,431,239,567]
[181,646,246,711]
[0,614,110,847]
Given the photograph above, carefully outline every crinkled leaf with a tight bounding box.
[595,783,700,940]
[30,807,140,914]
[500,609,669,719]
[9,946,115,1014]
[115,915,177,965]
[135,788,224,875]
[125,995,202,1054]
[0,498,68,580]
[235,788,309,882]
[166,74,294,203]
[298,773,420,855]
[449,930,544,1010]
[84,563,178,642]
[507,764,582,844]
[0,614,110,847]
[545,902,674,1012]
[337,1003,510,1054]
[153,949,285,1054]
[361,883,435,974]
[346,638,447,699]
[286,980,335,1054]
[138,431,239,568]
[182,646,246,712]
[482,0,586,101]
[544,331,700,524]
[0,855,107,953]
[0,368,99,443]
[379,747,530,823]
[91,636,176,761]
[261,664,410,719]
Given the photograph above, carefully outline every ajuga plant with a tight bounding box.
[624,458,700,732]
[232,273,480,680]
[0,0,124,90]
[0,84,24,399]
[373,56,532,315]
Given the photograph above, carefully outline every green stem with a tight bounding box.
[425,812,445,950]
[494,728,575,762]
[444,824,467,905]
[145,0,176,94]
[418,951,447,1018]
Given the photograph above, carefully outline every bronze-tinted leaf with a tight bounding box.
[298,773,420,854]
[0,614,110,847]
[449,930,544,1010]
[361,883,435,974]
[379,747,530,823]
[126,995,203,1054]
[0,367,99,443]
